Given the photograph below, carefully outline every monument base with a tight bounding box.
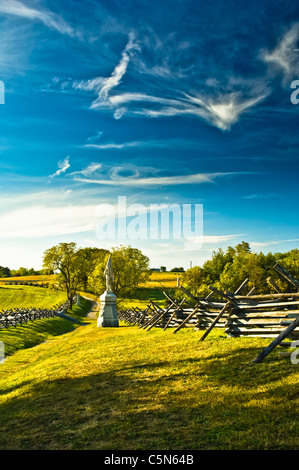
[97,290,119,327]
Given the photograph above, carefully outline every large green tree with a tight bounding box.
[76,247,109,292]
[43,242,83,309]
[90,245,150,299]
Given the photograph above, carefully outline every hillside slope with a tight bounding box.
[0,304,298,450]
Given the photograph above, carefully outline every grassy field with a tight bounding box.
[0,290,298,450]
[141,271,181,288]
[0,274,56,288]
[0,285,66,309]
[0,286,89,357]
[0,274,55,282]
[120,272,179,310]
[0,283,298,450]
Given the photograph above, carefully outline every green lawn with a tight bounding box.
[0,285,66,309]
[0,302,298,450]
[119,286,168,310]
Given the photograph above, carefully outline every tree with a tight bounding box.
[178,242,280,298]
[235,241,251,255]
[273,249,299,292]
[16,267,29,277]
[76,247,109,291]
[90,245,150,299]
[180,266,207,297]
[0,266,11,278]
[43,242,83,309]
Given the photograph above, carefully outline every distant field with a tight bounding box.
[0,272,181,311]
[142,271,181,287]
[0,274,55,285]
[0,285,66,309]
[0,272,182,288]
[119,272,182,310]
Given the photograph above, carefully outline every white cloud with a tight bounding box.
[81,162,102,177]
[243,193,280,200]
[203,94,267,130]
[68,162,102,178]
[107,90,267,131]
[183,233,244,249]
[74,171,233,187]
[202,234,245,244]
[261,22,299,80]
[49,156,70,178]
[82,138,190,150]
[108,92,178,107]
[86,130,103,143]
[54,30,270,130]
[73,32,140,108]
[0,204,97,238]
[114,107,127,120]
[0,0,78,37]
[250,238,299,248]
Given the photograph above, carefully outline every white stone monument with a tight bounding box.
[97,255,119,327]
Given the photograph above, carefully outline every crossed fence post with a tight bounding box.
[145,299,179,331]
[250,264,299,363]
[172,286,214,334]
[198,278,249,341]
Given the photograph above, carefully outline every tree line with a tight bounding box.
[178,241,299,299]
[0,266,43,278]
[3,240,299,309]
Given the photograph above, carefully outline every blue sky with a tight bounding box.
[0,0,299,270]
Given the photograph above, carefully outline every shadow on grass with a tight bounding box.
[125,287,168,303]
[0,345,298,450]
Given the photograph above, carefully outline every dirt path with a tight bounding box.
[82,296,100,319]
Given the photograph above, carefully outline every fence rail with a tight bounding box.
[118,264,299,362]
[0,299,71,329]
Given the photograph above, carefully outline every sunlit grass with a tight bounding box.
[0,309,298,450]
[0,285,66,309]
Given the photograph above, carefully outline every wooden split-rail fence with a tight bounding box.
[0,299,71,329]
[117,263,299,362]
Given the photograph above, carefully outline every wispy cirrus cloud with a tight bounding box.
[74,171,237,187]
[53,28,270,131]
[250,238,299,248]
[185,233,245,246]
[50,22,299,132]
[69,162,102,178]
[243,193,280,200]
[49,157,254,189]
[49,156,70,178]
[0,204,97,238]
[76,86,268,131]
[136,90,268,131]
[72,31,140,108]
[0,0,79,37]
[261,22,299,81]
[82,137,202,150]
